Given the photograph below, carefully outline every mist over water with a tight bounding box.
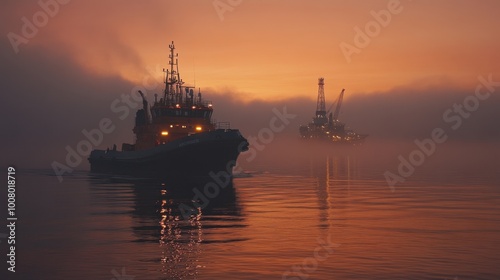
[236,135,500,186]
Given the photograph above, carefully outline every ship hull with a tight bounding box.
[88,129,248,178]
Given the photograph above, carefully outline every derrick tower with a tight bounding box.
[314,77,327,126]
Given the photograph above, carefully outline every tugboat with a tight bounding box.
[299,78,367,144]
[89,42,249,177]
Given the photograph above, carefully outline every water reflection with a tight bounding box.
[87,175,244,279]
[310,155,358,231]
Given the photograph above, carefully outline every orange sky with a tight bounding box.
[3,0,500,101]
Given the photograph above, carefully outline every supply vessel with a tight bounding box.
[88,42,249,177]
[299,78,367,144]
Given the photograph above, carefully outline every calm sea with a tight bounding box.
[2,141,500,280]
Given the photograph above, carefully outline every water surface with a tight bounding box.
[3,143,500,280]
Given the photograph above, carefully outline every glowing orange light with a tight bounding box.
[161,131,169,136]
[195,126,202,131]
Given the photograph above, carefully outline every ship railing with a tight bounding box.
[215,121,231,130]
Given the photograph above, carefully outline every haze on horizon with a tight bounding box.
[1,0,499,170]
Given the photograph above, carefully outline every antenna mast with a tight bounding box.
[164,41,179,104]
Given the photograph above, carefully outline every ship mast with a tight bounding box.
[164,41,184,105]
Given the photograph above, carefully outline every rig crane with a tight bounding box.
[332,88,345,121]
[326,88,345,123]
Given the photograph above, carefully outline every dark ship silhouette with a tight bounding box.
[89,42,249,177]
[299,78,367,144]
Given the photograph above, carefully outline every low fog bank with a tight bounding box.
[210,84,500,181]
[209,83,500,143]
[236,135,500,186]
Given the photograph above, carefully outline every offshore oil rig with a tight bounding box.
[299,78,367,144]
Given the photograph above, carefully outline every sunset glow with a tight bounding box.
[3,0,499,101]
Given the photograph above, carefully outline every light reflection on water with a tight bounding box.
[11,153,500,279]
